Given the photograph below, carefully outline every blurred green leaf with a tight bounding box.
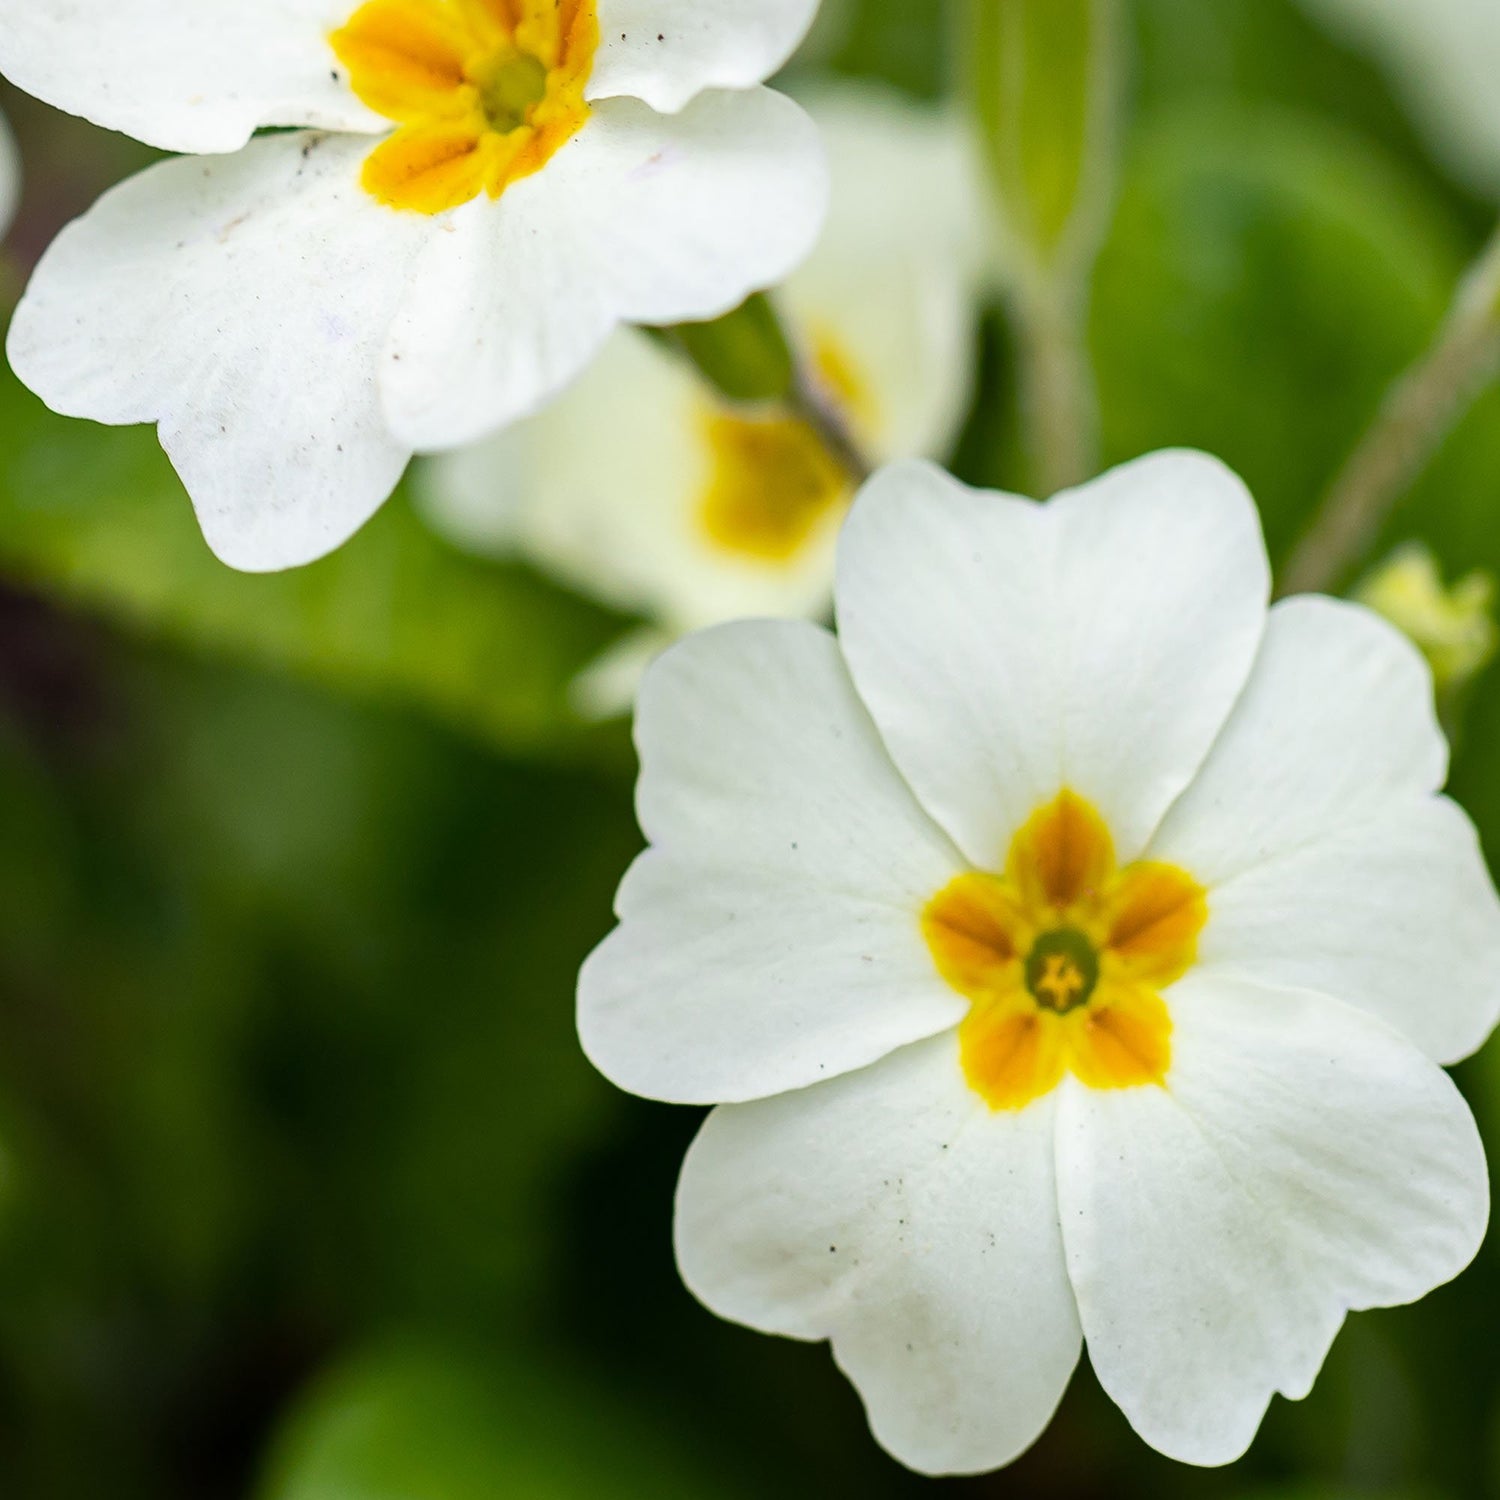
[662,294,797,405]
[1092,103,1469,561]
[259,1343,745,1500]
[960,0,1125,276]
[0,353,626,762]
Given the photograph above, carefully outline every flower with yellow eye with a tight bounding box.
[578,450,1500,1475]
[0,0,826,570]
[419,84,990,713]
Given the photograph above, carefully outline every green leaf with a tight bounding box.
[258,1343,747,1500]
[660,293,798,405]
[959,0,1125,277]
[0,349,626,761]
[1091,103,1469,563]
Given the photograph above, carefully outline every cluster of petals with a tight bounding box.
[420,81,991,712]
[579,451,1500,1474]
[0,0,827,570]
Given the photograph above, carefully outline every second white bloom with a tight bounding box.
[423,82,991,713]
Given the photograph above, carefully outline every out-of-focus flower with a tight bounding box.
[1354,542,1497,702]
[0,110,17,239]
[579,451,1500,1475]
[0,0,826,571]
[421,84,990,714]
[1299,0,1500,196]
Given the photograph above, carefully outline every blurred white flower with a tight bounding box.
[0,0,826,571]
[1300,0,1500,196]
[579,450,1500,1475]
[0,110,17,239]
[421,84,990,713]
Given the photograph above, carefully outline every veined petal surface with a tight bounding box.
[589,0,820,113]
[0,0,384,153]
[836,453,1270,870]
[578,620,968,1105]
[1153,597,1500,1063]
[676,1033,1082,1476]
[6,132,432,571]
[1056,974,1487,1466]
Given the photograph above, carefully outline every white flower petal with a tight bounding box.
[676,1033,1082,1476]
[6,132,431,571]
[1143,594,1500,1063]
[0,110,18,239]
[1198,797,1500,1065]
[420,328,844,629]
[419,86,983,643]
[577,619,968,1106]
[1152,596,1448,883]
[780,84,992,460]
[381,87,827,452]
[589,0,820,113]
[569,625,676,722]
[1057,974,1487,1467]
[836,452,1270,869]
[0,0,382,154]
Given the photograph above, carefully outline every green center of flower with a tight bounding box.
[475,48,550,133]
[1024,928,1099,1014]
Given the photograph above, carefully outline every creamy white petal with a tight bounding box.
[0,110,18,239]
[6,132,431,572]
[676,1033,1082,1476]
[1151,596,1448,883]
[590,0,820,113]
[1057,975,1487,1467]
[1198,797,1500,1065]
[577,620,968,1106]
[420,328,844,629]
[780,84,992,461]
[382,88,827,452]
[569,625,676,722]
[419,86,982,644]
[1143,594,1500,1062]
[0,0,382,154]
[836,453,1270,869]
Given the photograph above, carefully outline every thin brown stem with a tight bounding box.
[789,364,875,487]
[1280,222,1500,598]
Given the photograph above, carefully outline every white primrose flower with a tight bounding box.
[1299,0,1500,196]
[578,450,1500,1475]
[420,82,990,714]
[0,1,827,571]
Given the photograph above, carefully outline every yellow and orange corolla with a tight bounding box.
[924,790,1207,1110]
[332,0,599,214]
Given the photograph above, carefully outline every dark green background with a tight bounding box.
[2,2,1499,1495]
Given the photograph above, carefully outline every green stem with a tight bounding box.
[1011,273,1098,494]
[1280,221,1500,598]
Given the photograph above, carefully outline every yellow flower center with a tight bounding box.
[331,0,599,215]
[923,790,1207,1111]
[696,334,875,565]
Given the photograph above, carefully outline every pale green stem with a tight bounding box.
[1012,272,1099,494]
[1280,221,1500,598]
